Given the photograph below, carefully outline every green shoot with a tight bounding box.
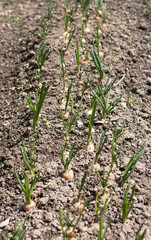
[65,28,75,53]
[35,70,41,85]
[44,3,58,20]
[94,190,112,239]
[77,170,88,201]
[80,39,89,61]
[94,21,102,41]
[21,136,38,175]
[59,202,86,239]
[96,168,113,195]
[112,121,125,165]
[95,0,102,17]
[80,0,90,18]
[58,92,83,140]
[65,82,72,114]
[64,8,74,31]
[135,225,147,240]
[60,141,83,172]
[5,216,27,240]
[122,182,136,223]
[64,0,69,12]
[126,87,151,107]
[87,100,97,146]
[75,40,80,74]
[91,49,103,81]
[60,50,67,90]
[25,82,50,132]
[90,83,123,119]
[36,41,51,73]
[121,142,146,187]
[14,168,40,206]
[38,23,48,39]
[101,2,108,24]
[94,129,107,164]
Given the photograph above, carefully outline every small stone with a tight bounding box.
[77,120,84,128]
[136,161,146,174]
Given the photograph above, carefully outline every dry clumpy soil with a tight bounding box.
[0,0,151,239]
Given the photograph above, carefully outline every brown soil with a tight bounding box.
[0,0,151,239]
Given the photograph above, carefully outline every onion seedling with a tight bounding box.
[95,122,124,193]
[64,28,75,55]
[64,8,74,32]
[112,121,125,165]
[75,40,80,75]
[94,21,102,41]
[64,0,69,12]
[121,142,145,187]
[135,225,147,240]
[98,197,112,240]
[21,136,38,176]
[94,0,102,18]
[80,39,89,63]
[91,49,103,82]
[80,0,90,19]
[5,216,27,240]
[43,3,58,20]
[59,203,86,239]
[60,50,67,90]
[122,182,136,223]
[73,170,88,211]
[36,41,51,74]
[90,82,123,119]
[94,191,112,238]
[25,82,50,132]
[60,140,83,180]
[94,129,108,166]
[100,1,111,26]
[14,168,40,211]
[38,23,48,39]
[58,95,83,141]
[126,87,151,107]
[86,100,97,152]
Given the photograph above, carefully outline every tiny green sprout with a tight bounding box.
[36,41,51,73]
[80,39,89,61]
[38,23,48,39]
[86,100,97,151]
[121,142,146,187]
[14,168,40,211]
[60,141,83,180]
[5,215,27,240]
[64,28,75,53]
[94,191,112,239]
[64,8,74,31]
[94,21,102,41]
[80,0,90,19]
[135,225,147,240]
[25,82,50,132]
[58,84,83,140]
[90,78,123,119]
[59,202,86,239]
[60,50,67,90]
[126,87,151,107]
[98,198,112,240]
[94,129,108,164]
[75,40,80,74]
[112,121,125,165]
[122,182,136,223]
[91,49,103,81]
[21,136,38,175]
[44,3,58,20]
[77,170,88,201]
